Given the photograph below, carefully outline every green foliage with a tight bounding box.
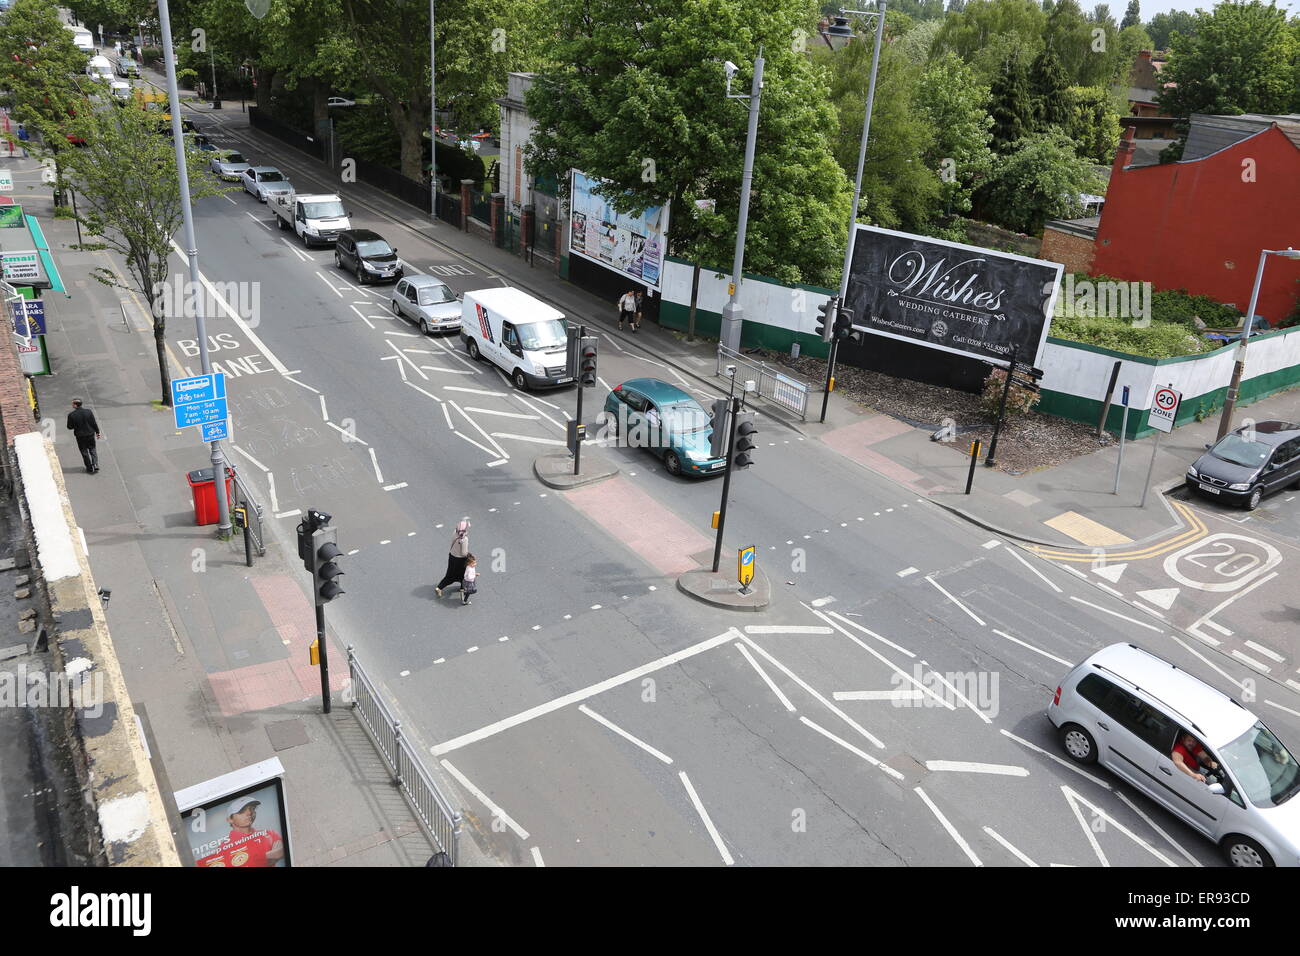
[1145,9,1197,50]
[1050,315,1217,357]
[988,49,1034,153]
[1113,23,1154,85]
[0,0,90,144]
[1120,0,1140,30]
[916,52,994,214]
[933,0,1047,81]
[980,130,1105,233]
[1058,85,1121,162]
[1148,287,1243,329]
[1028,47,1070,128]
[981,367,1041,417]
[897,18,944,62]
[1158,1,1298,117]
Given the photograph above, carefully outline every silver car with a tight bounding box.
[1049,643,1300,866]
[210,150,251,181]
[241,165,291,202]
[390,275,461,334]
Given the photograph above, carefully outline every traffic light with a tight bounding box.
[732,411,758,468]
[837,307,863,344]
[815,295,839,343]
[578,336,598,388]
[297,508,330,573]
[708,398,731,460]
[312,525,345,606]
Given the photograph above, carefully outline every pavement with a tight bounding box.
[17,67,1300,867]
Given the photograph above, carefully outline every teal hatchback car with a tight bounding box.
[602,378,727,477]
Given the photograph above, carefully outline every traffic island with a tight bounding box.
[676,566,770,611]
[533,451,619,489]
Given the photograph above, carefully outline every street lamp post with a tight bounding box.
[719,49,765,353]
[821,2,886,425]
[157,0,233,537]
[1215,247,1300,441]
[430,0,437,222]
[209,45,221,109]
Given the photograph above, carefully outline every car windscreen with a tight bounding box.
[356,240,393,257]
[417,284,455,306]
[660,402,711,435]
[1219,721,1300,808]
[303,201,346,219]
[259,171,284,182]
[1210,434,1272,468]
[517,319,567,351]
[224,152,245,164]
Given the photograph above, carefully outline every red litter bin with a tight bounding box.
[187,467,235,526]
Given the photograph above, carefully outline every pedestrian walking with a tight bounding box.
[617,290,636,331]
[16,123,29,158]
[461,554,478,605]
[113,40,122,55]
[66,399,101,473]
[434,519,470,597]
[633,290,644,332]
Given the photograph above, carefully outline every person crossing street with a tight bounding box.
[434,520,471,598]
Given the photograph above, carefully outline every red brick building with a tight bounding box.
[1090,120,1300,323]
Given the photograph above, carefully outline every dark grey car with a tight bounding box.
[1187,420,1300,510]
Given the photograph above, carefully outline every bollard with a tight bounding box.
[965,439,981,495]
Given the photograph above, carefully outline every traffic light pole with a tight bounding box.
[819,338,838,424]
[574,324,585,476]
[317,603,330,714]
[711,397,741,573]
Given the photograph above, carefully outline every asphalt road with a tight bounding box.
[129,95,1300,868]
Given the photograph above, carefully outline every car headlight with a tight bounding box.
[1228,482,1250,491]
[304,227,318,235]
[362,260,381,271]
[1187,466,1198,478]
[684,449,710,462]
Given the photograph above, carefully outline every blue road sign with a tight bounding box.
[176,398,228,429]
[200,418,229,441]
[172,373,228,431]
[1121,385,1130,406]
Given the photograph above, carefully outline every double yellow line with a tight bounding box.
[1029,500,1208,563]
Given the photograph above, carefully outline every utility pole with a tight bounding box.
[711,397,741,573]
[719,49,764,352]
[158,0,232,537]
[429,0,437,222]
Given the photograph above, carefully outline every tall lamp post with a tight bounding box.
[429,0,437,222]
[820,2,886,424]
[718,49,764,353]
[158,0,233,537]
[1215,247,1300,441]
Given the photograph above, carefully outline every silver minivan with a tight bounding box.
[1048,643,1300,866]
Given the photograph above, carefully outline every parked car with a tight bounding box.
[601,378,727,477]
[85,55,114,83]
[326,96,355,108]
[209,149,251,181]
[115,56,139,77]
[1186,420,1300,510]
[240,165,291,202]
[109,79,131,101]
[390,275,461,334]
[334,229,401,284]
[1049,642,1300,867]
[184,132,217,152]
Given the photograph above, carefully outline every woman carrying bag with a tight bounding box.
[435,520,471,598]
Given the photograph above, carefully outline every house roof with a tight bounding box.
[1044,216,1100,240]
[1183,113,1300,161]
[1126,87,1159,105]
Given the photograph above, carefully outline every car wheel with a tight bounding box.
[391,300,402,318]
[512,368,529,391]
[276,216,286,231]
[1291,474,1300,491]
[1222,835,1273,868]
[334,251,342,269]
[1245,487,1262,511]
[1059,723,1098,764]
[419,318,430,335]
[664,451,682,476]
[466,338,480,361]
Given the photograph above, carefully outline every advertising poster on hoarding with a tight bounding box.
[567,170,669,290]
[175,758,292,868]
[843,225,1063,367]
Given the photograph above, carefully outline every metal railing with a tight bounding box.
[229,465,266,558]
[346,646,462,865]
[715,344,813,420]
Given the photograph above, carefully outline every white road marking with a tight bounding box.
[386,340,429,380]
[275,509,301,519]
[925,760,1028,776]
[228,444,269,473]
[983,827,1038,866]
[444,386,505,397]
[1092,562,1128,584]
[1244,640,1284,663]
[810,595,835,607]
[431,629,740,755]
[833,690,923,702]
[279,236,310,261]
[990,629,1073,667]
[442,403,456,429]
[466,646,478,653]
[384,483,408,491]
[530,847,544,867]
[579,705,674,764]
[385,330,419,338]
[982,540,1000,550]
[679,772,733,866]
[327,420,369,445]
[915,788,982,867]
[810,609,945,711]
[1062,786,1176,867]
[492,432,565,446]
[245,211,272,229]
[799,716,904,780]
[1266,699,1300,718]
[1115,791,1202,867]
[926,576,985,627]
[896,567,919,578]
[452,430,501,458]
[368,448,384,483]
[403,381,444,405]
[1057,564,1089,580]
[464,406,538,420]
[314,271,344,298]
[348,304,375,329]
[450,401,510,459]
[927,669,993,725]
[824,611,916,658]
[743,625,833,635]
[512,393,566,430]
[318,395,328,421]
[598,331,626,353]
[739,634,886,747]
[597,376,612,391]
[380,540,392,546]
[734,642,795,712]
[439,760,529,840]
[1166,631,1245,690]
[1204,619,1233,637]
[1230,650,1271,673]
[266,472,280,513]
[1069,596,1162,632]
[999,729,1112,790]
[1095,582,1125,598]
[487,458,508,467]
[1132,602,1166,620]
[1005,547,1063,592]
[430,336,483,373]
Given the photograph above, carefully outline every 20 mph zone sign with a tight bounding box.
[1149,385,1181,434]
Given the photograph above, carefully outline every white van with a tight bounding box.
[69,29,95,53]
[460,288,572,391]
[85,55,114,82]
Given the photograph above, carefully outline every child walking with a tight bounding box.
[461,554,478,605]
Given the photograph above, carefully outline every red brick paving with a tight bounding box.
[562,476,712,576]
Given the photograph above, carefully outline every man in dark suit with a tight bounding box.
[66,399,101,473]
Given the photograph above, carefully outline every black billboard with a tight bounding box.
[843,225,1062,368]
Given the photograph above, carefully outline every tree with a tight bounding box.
[1145,9,1197,50]
[1158,1,1297,118]
[987,49,1034,153]
[980,131,1106,233]
[932,0,1047,81]
[898,18,944,63]
[1121,0,1140,29]
[58,104,226,406]
[1044,0,1118,86]
[526,0,851,288]
[1028,47,1070,129]
[1060,85,1122,162]
[948,0,967,11]
[1114,23,1154,86]
[916,51,995,214]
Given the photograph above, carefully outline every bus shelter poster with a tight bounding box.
[181,779,291,867]
[568,170,669,290]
